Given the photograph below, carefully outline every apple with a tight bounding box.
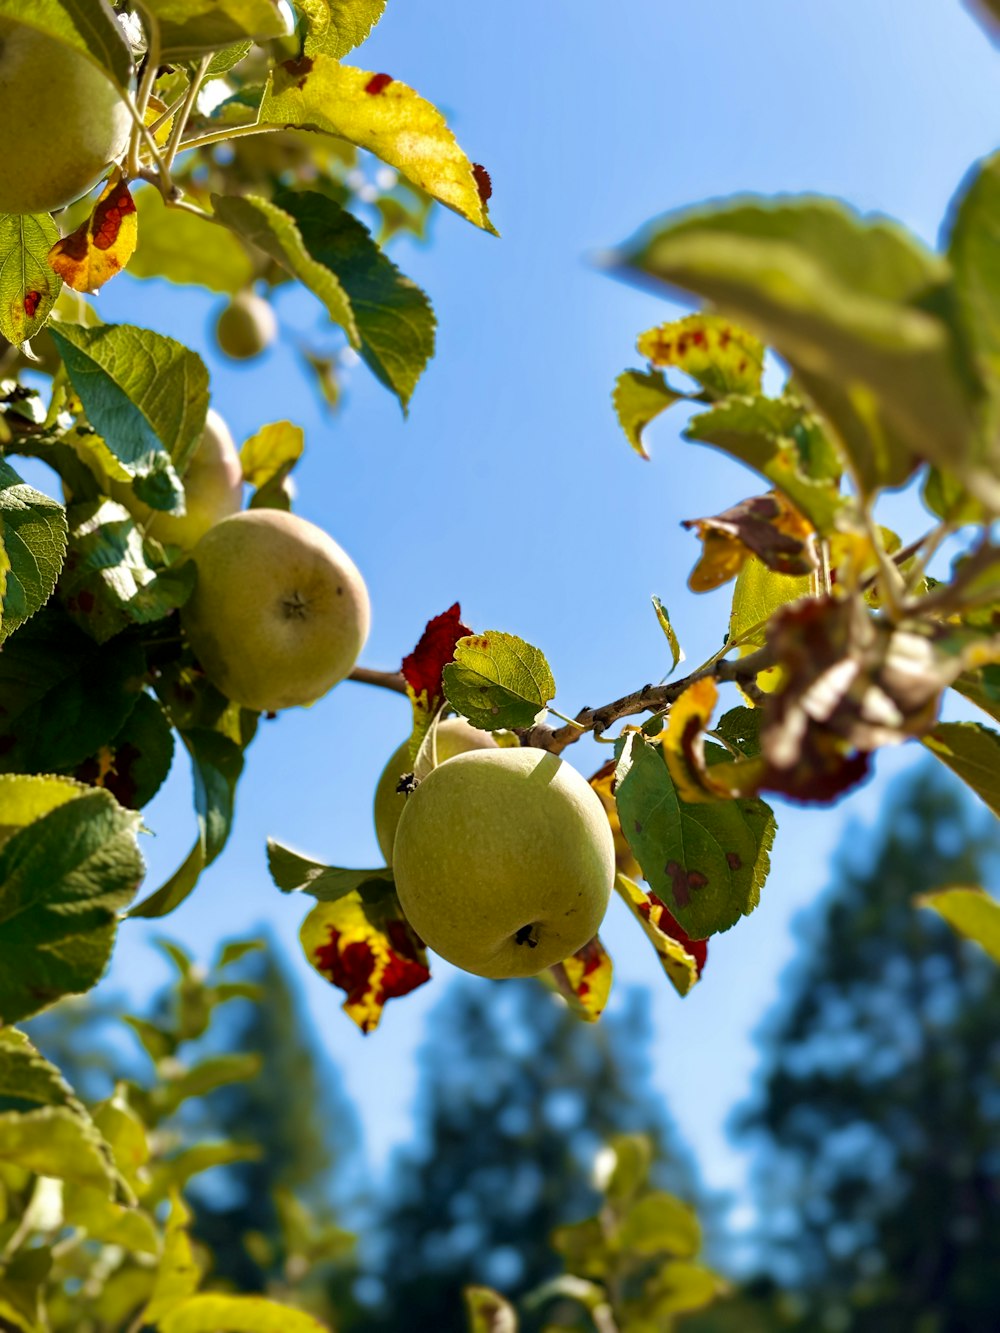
[215,292,277,361]
[114,409,243,550]
[0,19,131,214]
[181,508,370,711]
[373,717,497,865]
[392,747,615,979]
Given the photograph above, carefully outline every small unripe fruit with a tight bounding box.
[373,718,497,865]
[0,19,131,214]
[215,292,277,361]
[393,748,615,979]
[181,509,370,711]
[114,409,243,550]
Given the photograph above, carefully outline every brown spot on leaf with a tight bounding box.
[472,163,492,203]
[365,72,394,95]
[726,851,742,870]
[665,861,708,908]
[282,55,314,87]
[23,291,40,318]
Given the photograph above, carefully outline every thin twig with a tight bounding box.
[349,665,408,695]
[164,55,212,173]
[175,121,284,156]
[128,10,162,178]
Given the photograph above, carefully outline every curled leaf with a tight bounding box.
[48,178,138,294]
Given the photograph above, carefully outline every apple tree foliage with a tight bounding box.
[0,0,998,1322]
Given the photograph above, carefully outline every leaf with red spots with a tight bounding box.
[614,730,775,940]
[546,935,613,1022]
[49,178,138,295]
[402,603,470,707]
[614,874,704,997]
[260,55,497,233]
[683,492,817,593]
[0,212,63,346]
[71,694,174,811]
[442,632,556,731]
[300,880,429,1033]
[637,314,764,399]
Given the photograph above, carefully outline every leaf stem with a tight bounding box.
[164,56,213,173]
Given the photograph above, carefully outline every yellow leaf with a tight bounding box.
[547,935,613,1022]
[614,874,705,997]
[48,178,138,294]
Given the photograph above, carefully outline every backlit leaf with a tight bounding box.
[147,0,290,58]
[612,368,683,459]
[260,56,495,232]
[916,885,1000,963]
[923,721,1000,818]
[48,178,137,294]
[143,1193,200,1323]
[0,1108,117,1190]
[547,935,613,1023]
[0,459,67,644]
[130,188,255,294]
[239,421,304,489]
[300,884,429,1033]
[651,596,684,673]
[443,632,555,731]
[637,313,764,397]
[0,213,62,345]
[300,0,387,59]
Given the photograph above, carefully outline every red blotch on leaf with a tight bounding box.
[23,291,41,318]
[401,602,471,703]
[365,72,394,95]
[645,891,708,976]
[92,180,136,252]
[472,163,492,204]
[316,931,377,1007]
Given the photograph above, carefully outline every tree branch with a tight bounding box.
[349,665,408,695]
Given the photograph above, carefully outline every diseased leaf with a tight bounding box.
[260,56,495,232]
[276,190,436,411]
[443,632,555,731]
[614,732,774,939]
[589,760,642,880]
[0,1108,117,1190]
[614,873,705,997]
[637,313,764,397]
[130,187,255,293]
[0,212,63,345]
[212,194,359,345]
[612,368,683,459]
[300,0,387,58]
[923,721,1000,818]
[300,883,429,1033]
[0,459,67,644]
[0,780,143,1023]
[917,885,1000,962]
[651,596,684,674]
[48,178,137,294]
[546,935,613,1023]
[72,692,175,811]
[684,492,816,593]
[49,322,209,513]
[267,838,389,903]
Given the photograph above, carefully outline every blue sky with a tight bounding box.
[82,0,998,1227]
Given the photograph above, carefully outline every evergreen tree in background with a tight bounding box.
[738,765,1000,1332]
[360,978,696,1333]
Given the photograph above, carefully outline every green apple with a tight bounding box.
[181,508,370,711]
[373,718,497,865]
[0,18,131,214]
[215,292,277,361]
[114,409,243,550]
[392,747,615,979]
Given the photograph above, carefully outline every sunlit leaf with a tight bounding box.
[130,187,255,294]
[0,213,62,345]
[48,178,137,294]
[443,632,555,731]
[546,935,613,1023]
[923,721,1000,818]
[614,873,704,997]
[916,885,1000,962]
[651,596,684,673]
[619,1190,701,1259]
[612,368,683,459]
[684,492,816,593]
[147,0,290,58]
[0,459,67,645]
[637,313,764,397]
[161,1294,333,1333]
[299,0,387,58]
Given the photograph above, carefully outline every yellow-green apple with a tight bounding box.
[373,718,497,865]
[0,18,131,214]
[215,292,277,360]
[392,747,615,979]
[181,508,369,711]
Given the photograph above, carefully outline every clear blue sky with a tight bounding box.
[86,0,997,1227]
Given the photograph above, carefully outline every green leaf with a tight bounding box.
[63,1180,159,1253]
[916,885,1000,963]
[162,1296,334,1333]
[145,0,290,58]
[0,0,133,89]
[0,1028,91,1118]
[637,313,765,397]
[614,732,775,939]
[952,665,1000,725]
[0,773,83,848]
[442,632,556,730]
[276,190,436,412]
[266,838,390,902]
[612,367,683,459]
[642,1262,722,1318]
[0,459,67,644]
[71,691,175,811]
[685,394,844,534]
[728,556,812,649]
[260,55,495,233]
[49,323,210,513]
[146,1140,261,1203]
[602,1133,653,1204]
[299,0,387,58]
[463,1286,518,1333]
[0,213,62,346]
[923,722,1000,818]
[0,1107,116,1189]
[616,196,982,489]
[129,187,255,294]
[130,728,245,918]
[212,193,359,345]
[60,500,196,643]
[0,781,143,1023]
[618,1191,701,1259]
[158,1054,261,1118]
[143,1193,200,1324]
[240,420,303,510]
[0,608,145,774]
[651,596,683,673]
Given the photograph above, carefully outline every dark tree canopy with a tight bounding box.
[739,765,1000,1332]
